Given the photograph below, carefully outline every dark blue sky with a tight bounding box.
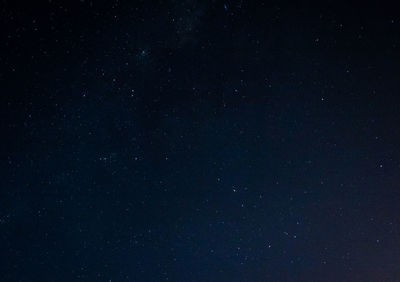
[1,0,400,281]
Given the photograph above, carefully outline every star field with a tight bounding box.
[1,0,400,281]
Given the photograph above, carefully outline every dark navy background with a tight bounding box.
[1,1,400,281]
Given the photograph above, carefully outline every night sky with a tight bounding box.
[1,1,400,281]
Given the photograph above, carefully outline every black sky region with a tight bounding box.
[1,0,400,281]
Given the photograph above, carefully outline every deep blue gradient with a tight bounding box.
[1,1,400,281]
